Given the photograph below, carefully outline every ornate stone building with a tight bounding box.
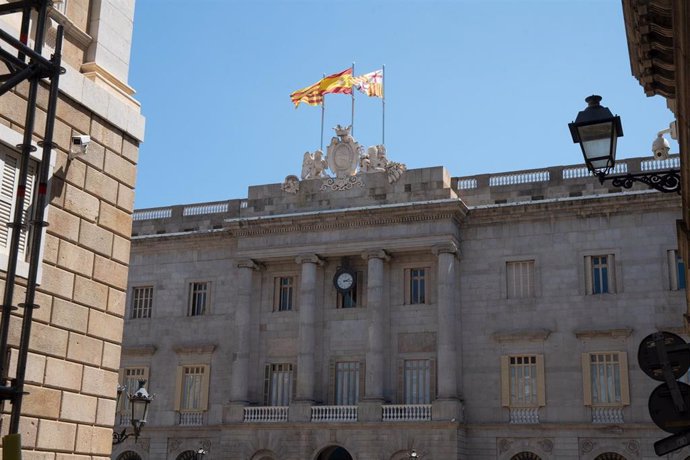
[0,1,144,458]
[117,145,685,459]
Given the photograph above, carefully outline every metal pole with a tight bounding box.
[382,64,386,145]
[351,62,355,135]
[320,73,325,151]
[10,22,63,433]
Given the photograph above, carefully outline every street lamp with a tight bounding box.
[409,450,418,459]
[196,447,208,460]
[569,95,680,193]
[113,379,154,445]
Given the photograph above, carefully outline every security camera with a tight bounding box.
[69,134,90,159]
[652,133,670,160]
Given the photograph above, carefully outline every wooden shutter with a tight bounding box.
[0,152,17,252]
[174,366,184,411]
[582,353,592,406]
[500,356,510,407]
[584,256,593,294]
[199,365,210,410]
[536,354,546,406]
[17,160,35,258]
[619,352,630,405]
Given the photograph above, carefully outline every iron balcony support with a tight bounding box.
[597,169,681,194]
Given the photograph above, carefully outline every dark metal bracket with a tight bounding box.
[597,169,681,194]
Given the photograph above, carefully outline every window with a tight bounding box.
[337,271,363,308]
[274,276,294,311]
[335,361,360,405]
[582,352,629,406]
[585,255,616,294]
[506,260,535,299]
[264,363,293,406]
[174,365,209,412]
[403,359,433,404]
[404,267,430,304]
[188,282,208,316]
[117,367,149,424]
[500,355,545,407]
[130,286,153,319]
[669,250,686,290]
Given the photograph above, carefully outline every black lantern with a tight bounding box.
[569,95,623,177]
[113,380,154,445]
[568,95,680,193]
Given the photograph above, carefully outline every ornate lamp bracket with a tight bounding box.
[598,169,681,194]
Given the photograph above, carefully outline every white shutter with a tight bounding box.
[18,160,36,257]
[0,152,17,251]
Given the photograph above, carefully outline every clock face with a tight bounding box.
[334,268,356,293]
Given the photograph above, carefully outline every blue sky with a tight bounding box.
[129,0,677,209]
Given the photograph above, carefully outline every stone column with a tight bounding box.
[432,242,462,421]
[294,254,324,403]
[360,250,390,421]
[226,259,262,422]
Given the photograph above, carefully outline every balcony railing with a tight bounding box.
[178,411,205,426]
[591,406,624,424]
[243,406,289,423]
[382,404,432,421]
[311,405,357,422]
[509,407,539,424]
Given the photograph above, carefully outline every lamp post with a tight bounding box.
[113,379,154,445]
[569,95,680,193]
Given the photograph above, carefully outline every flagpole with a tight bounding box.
[321,73,326,151]
[382,64,386,145]
[351,62,355,135]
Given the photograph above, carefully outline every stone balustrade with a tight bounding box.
[509,407,539,424]
[178,411,206,426]
[591,406,624,424]
[243,406,289,423]
[382,404,432,421]
[311,405,358,422]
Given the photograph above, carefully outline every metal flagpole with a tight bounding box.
[320,73,325,151]
[351,62,355,135]
[382,64,386,145]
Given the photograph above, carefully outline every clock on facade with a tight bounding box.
[333,267,356,293]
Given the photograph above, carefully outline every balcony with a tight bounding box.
[178,410,206,426]
[243,406,289,423]
[591,406,624,424]
[311,405,357,422]
[382,404,432,421]
[509,407,539,424]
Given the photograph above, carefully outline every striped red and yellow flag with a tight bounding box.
[290,80,324,108]
[290,68,354,108]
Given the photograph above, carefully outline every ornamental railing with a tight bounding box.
[382,404,431,421]
[591,406,624,424]
[178,410,205,426]
[509,407,539,424]
[311,405,358,422]
[489,171,550,186]
[243,406,289,423]
[183,202,229,216]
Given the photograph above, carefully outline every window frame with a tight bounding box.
[174,364,210,412]
[130,285,153,319]
[669,249,686,291]
[582,351,630,407]
[505,260,536,299]
[583,252,618,295]
[333,360,363,406]
[263,363,294,406]
[273,275,297,312]
[400,358,435,405]
[500,354,545,408]
[187,281,210,316]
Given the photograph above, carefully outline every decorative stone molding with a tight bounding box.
[173,343,216,354]
[48,8,92,47]
[122,345,157,356]
[493,329,552,342]
[295,254,325,266]
[320,175,364,191]
[237,259,264,271]
[281,175,300,194]
[361,249,391,262]
[432,241,459,256]
[574,328,633,339]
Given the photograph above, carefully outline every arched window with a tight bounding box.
[176,451,198,460]
[510,453,542,460]
[594,454,627,460]
[317,446,353,460]
[116,452,142,460]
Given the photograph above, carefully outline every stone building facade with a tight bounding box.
[118,153,684,460]
[0,1,144,458]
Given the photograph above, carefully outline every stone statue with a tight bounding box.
[281,175,300,194]
[300,150,328,180]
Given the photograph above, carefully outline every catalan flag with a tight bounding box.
[290,68,354,108]
[290,80,324,108]
[352,69,383,98]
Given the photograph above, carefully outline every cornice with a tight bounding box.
[122,345,157,356]
[173,343,217,355]
[493,328,552,343]
[574,328,633,340]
